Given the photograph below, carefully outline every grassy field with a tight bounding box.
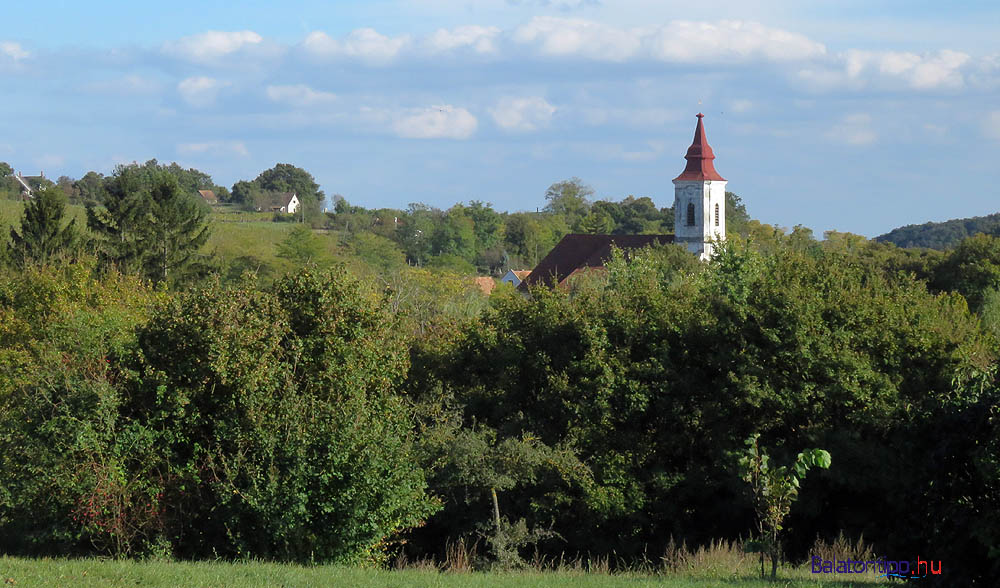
[0,557,885,588]
[0,198,345,275]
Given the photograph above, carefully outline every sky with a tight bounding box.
[2,0,999,237]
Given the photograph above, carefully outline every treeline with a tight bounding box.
[2,160,752,277]
[1,229,999,582]
[876,211,1000,250]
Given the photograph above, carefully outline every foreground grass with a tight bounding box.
[0,557,884,588]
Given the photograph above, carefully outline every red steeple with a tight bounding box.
[674,113,725,181]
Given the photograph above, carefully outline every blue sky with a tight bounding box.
[2,0,999,237]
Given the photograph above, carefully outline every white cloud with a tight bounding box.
[177,141,249,157]
[844,49,970,90]
[303,28,410,63]
[827,114,877,146]
[490,96,556,131]
[512,17,824,62]
[986,111,1000,141]
[162,30,263,63]
[644,20,825,62]
[0,41,28,60]
[425,25,501,54]
[177,76,230,107]
[391,105,478,139]
[513,17,641,61]
[266,84,337,107]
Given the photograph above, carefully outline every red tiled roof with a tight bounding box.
[512,270,532,280]
[674,113,725,182]
[519,234,674,289]
[474,276,496,295]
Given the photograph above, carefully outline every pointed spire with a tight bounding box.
[674,113,725,181]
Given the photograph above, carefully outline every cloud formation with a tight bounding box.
[303,29,410,63]
[0,41,28,61]
[266,84,337,107]
[163,30,263,63]
[177,76,230,107]
[391,105,478,139]
[490,96,556,131]
[425,25,502,54]
[845,49,970,90]
[512,17,825,62]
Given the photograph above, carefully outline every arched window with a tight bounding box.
[686,202,695,226]
[714,203,720,227]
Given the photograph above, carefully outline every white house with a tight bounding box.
[500,269,532,287]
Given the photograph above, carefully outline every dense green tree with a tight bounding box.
[543,178,592,224]
[87,165,210,284]
[230,180,261,206]
[576,209,615,234]
[73,171,107,205]
[465,201,505,252]
[7,186,80,267]
[143,173,212,284]
[0,162,11,178]
[276,225,329,266]
[725,192,750,237]
[930,233,1000,311]
[431,206,477,262]
[349,232,405,272]
[252,163,324,219]
[397,203,440,266]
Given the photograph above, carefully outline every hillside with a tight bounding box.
[875,212,1000,250]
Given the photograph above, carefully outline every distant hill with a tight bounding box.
[875,212,1000,250]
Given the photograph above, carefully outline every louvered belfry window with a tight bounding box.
[686,202,695,226]
[715,203,719,226]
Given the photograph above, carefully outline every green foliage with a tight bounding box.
[87,166,211,285]
[738,435,831,579]
[876,211,1000,250]
[275,225,329,266]
[7,186,80,267]
[543,178,593,225]
[0,267,436,563]
[930,233,1000,311]
[249,163,324,219]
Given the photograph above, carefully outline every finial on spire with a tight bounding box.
[674,113,725,182]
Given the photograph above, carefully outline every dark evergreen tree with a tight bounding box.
[8,186,80,267]
[87,165,210,284]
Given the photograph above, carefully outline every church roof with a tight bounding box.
[674,113,725,182]
[519,234,675,290]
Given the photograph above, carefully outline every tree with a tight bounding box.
[73,171,107,205]
[276,225,328,266]
[543,178,593,224]
[143,173,212,284]
[0,161,12,178]
[88,165,210,284]
[725,192,751,237]
[230,180,261,206]
[253,163,324,219]
[739,434,831,579]
[8,186,80,267]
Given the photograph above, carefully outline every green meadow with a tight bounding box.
[0,557,883,588]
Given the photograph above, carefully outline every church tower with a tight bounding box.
[673,113,726,260]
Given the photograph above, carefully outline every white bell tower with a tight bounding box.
[673,113,726,260]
